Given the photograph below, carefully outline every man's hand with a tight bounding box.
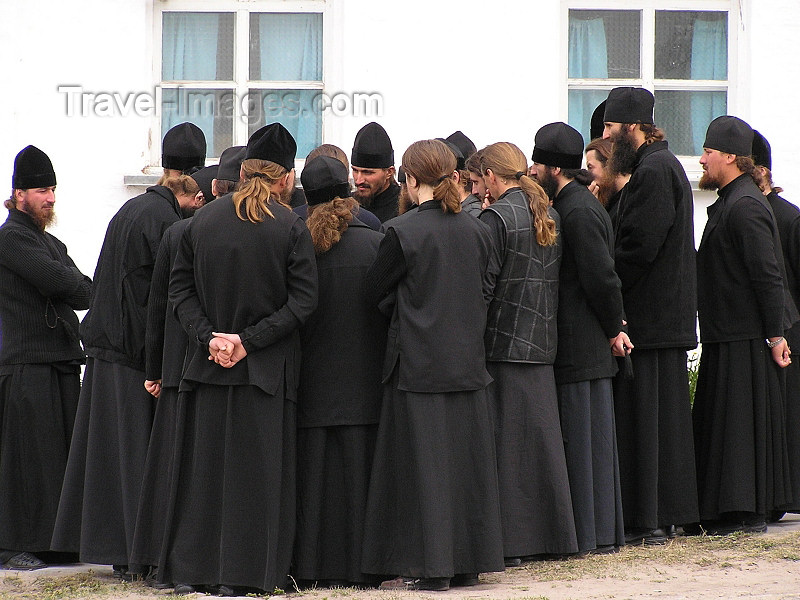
[209,332,247,368]
[770,337,792,368]
[144,379,162,399]
[609,332,633,357]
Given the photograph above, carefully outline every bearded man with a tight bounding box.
[0,146,92,569]
[602,87,699,544]
[693,116,798,534]
[350,122,399,223]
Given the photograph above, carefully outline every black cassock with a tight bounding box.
[157,195,317,591]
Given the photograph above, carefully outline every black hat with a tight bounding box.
[590,101,606,141]
[162,122,207,172]
[397,166,407,185]
[436,138,465,171]
[752,130,772,171]
[532,122,584,169]
[12,145,56,189]
[301,156,351,206]
[217,146,246,182]
[604,87,654,124]
[246,123,297,171]
[351,122,394,168]
[190,165,217,204]
[703,115,753,157]
[446,131,477,162]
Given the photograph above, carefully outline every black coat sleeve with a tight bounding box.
[478,209,506,300]
[615,161,676,291]
[729,196,786,338]
[565,206,625,338]
[144,234,172,380]
[239,221,318,353]
[169,223,215,348]
[364,227,406,307]
[0,228,91,306]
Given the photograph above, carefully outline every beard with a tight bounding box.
[352,186,374,208]
[23,204,56,230]
[398,184,415,215]
[538,168,559,201]
[698,171,720,191]
[608,131,638,178]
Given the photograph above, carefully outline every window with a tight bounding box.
[156,1,325,161]
[567,3,731,156]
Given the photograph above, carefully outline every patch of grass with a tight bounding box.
[0,571,160,600]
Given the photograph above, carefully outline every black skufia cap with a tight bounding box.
[752,130,772,171]
[446,131,477,162]
[217,146,246,182]
[246,123,297,171]
[190,165,217,204]
[703,115,753,157]
[604,87,654,124]
[162,122,207,172]
[532,122,585,169]
[436,137,465,171]
[590,101,606,141]
[301,156,352,206]
[351,122,394,169]
[397,166,406,184]
[12,145,56,189]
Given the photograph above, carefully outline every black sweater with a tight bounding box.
[0,209,91,364]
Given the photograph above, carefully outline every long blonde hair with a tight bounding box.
[233,158,288,223]
[480,142,557,246]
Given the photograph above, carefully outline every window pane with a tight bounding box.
[655,90,726,156]
[568,89,610,144]
[161,88,234,158]
[568,10,640,79]
[250,13,323,81]
[245,90,322,158]
[162,13,235,81]
[655,11,727,80]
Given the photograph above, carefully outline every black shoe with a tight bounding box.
[173,583,197,595]
[1,552,46,570]
[703,519,767,536]
[665,525,678,538]
[504,557,522,567]
[625,528,668,545]
[379,577,450,591]
[451,573,479,587]
[216,585,237,596]
[112,564,132,582]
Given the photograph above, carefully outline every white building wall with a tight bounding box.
[1,0,799,278]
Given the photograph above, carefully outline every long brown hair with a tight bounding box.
[161,174,200,198]
[401,139,461,214]
[480,142,557,246]
[306,196,358,254]
[233,158,288,223]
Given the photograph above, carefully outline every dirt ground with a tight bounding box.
[2,516,800,599]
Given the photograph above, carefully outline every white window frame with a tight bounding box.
[561,0,740,180]
[150,0,339,167]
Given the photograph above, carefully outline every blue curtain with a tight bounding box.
[162,13,220,156]
[690,17,727,153]
[255,13,322,156]
[568,17,608,142]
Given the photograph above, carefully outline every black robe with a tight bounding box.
[552,181,625,552]
[293,221,387,584]
[694,174,798,521]
[130,218,192,568]
[157,195,317,591]
[612,140,700,530]
[361,202,504,578]
[766,191,800,512]
[52,185,182,565]
[0,209,90,554]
